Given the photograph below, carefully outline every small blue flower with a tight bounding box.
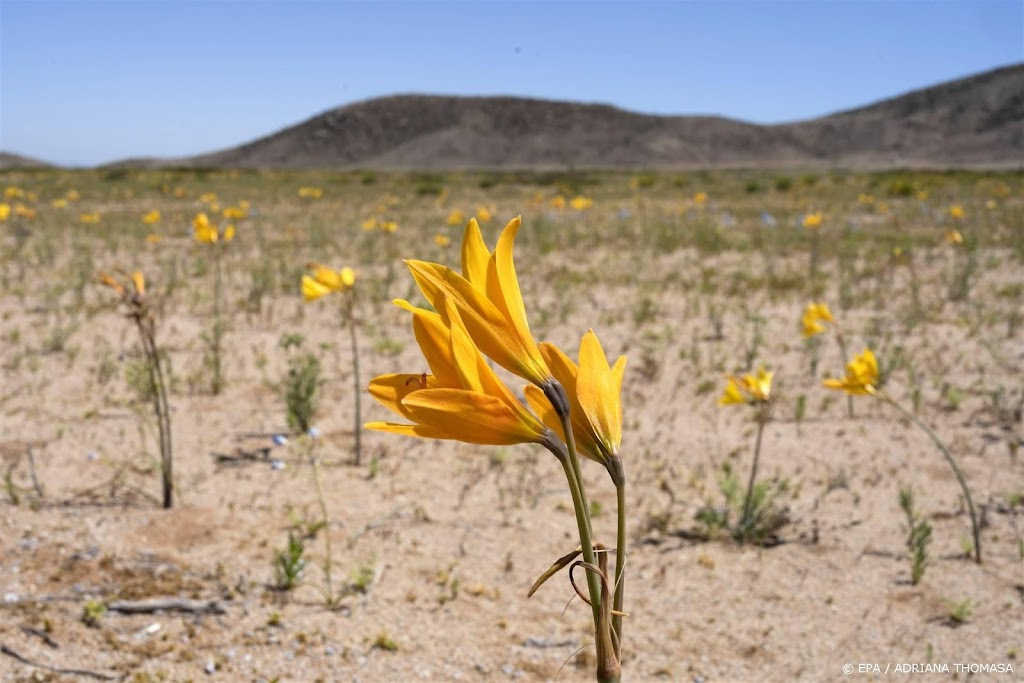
[760,212,776,227]
[271,459,286,471]
[307,427,321,439]
[272,435,288,446]
[87,451,98,461]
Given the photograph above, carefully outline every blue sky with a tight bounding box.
[1,1,1021,166]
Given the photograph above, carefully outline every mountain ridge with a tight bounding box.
[5,64,1022,170]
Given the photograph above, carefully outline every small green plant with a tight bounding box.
[349,562,376,594]
[99,271,175,508]
[273,531,308,591]
[946,597,973,626]
[81,599,106,628]
[372,631,399,652]
[696,462,789,545]
[279,333,322,433]
[898,486,931,585]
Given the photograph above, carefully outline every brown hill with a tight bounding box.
[0,152,52,169]
[174,64,1020,170]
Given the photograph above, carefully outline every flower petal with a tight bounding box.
[302,275,332,302]
[368,373,440,419]
[576,330,621,456]
[364,421,448,440]
[402,389,545,446]
[460,218,490,288]
[394,299,461,387]
[406,260,542,384]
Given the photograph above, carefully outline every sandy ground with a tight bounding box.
[1,211,1022,683]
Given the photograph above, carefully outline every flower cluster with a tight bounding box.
[366,217,625,465]
[193,212,235,243]
[801,301,834,337]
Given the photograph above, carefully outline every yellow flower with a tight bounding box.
[146,233,163,244]
[802,212,823,229]
[98,273,125,297]
[98,270,146,299]
[476,206,492,223]
[693,192,708,205]
[857,193,874,204]
[131,271,146,297]
[524,331,626,465]
[222,205,247,220]
[446,210,465,226]
[65,190,80,202]
[4,186,24,199]
[718,367,773,406]
[199,192,217,204]
[823,348,878,395]
[406,216,553,389]
[948,205,965,220]
[298,186,323,199]
[434,234,451,247]
[193,212,218,243]
[0,203,9,221]
[718,377,747,406]
[362,217,378,230]
[801,301,834,338]
[301,264,356,301]
[173,187,186,198]
[570,196,592,211]
[51,198,68,209]
[380,220,398,233]
[915,190,929,201]
[80,212,101,224]
[14,203,36,219]
[193,212,233,243]
[142,210,161,224]
[366,300,556,448]
[945,229,963,245]
[550,195,566,209]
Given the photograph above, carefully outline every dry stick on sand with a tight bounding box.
[106,598,226,614]
[0,643,119,680]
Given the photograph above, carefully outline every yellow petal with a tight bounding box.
[402,389,545,446]
[131,271,146,297]
[394,300,461,387]
[302,275,332,301]
[309,264,344,290]
[461,217,491,287]
[368,373,439,419]
[406,260,539,384]
[364,421,448,440]
[576,330,621,456]
[339,267,356,288]
[98,273,125,297]
[223,224,235,241]
[489,217,542,371]
[718,377,746,406]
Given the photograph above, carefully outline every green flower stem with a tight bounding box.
[739,405,768,541]
[878,392,981,563]
[612,478,625,658]
[311,449,338,606]
[835,330,854,419]
[345,294,362,466]
[211,247,224,395]
[556,413,600,628]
